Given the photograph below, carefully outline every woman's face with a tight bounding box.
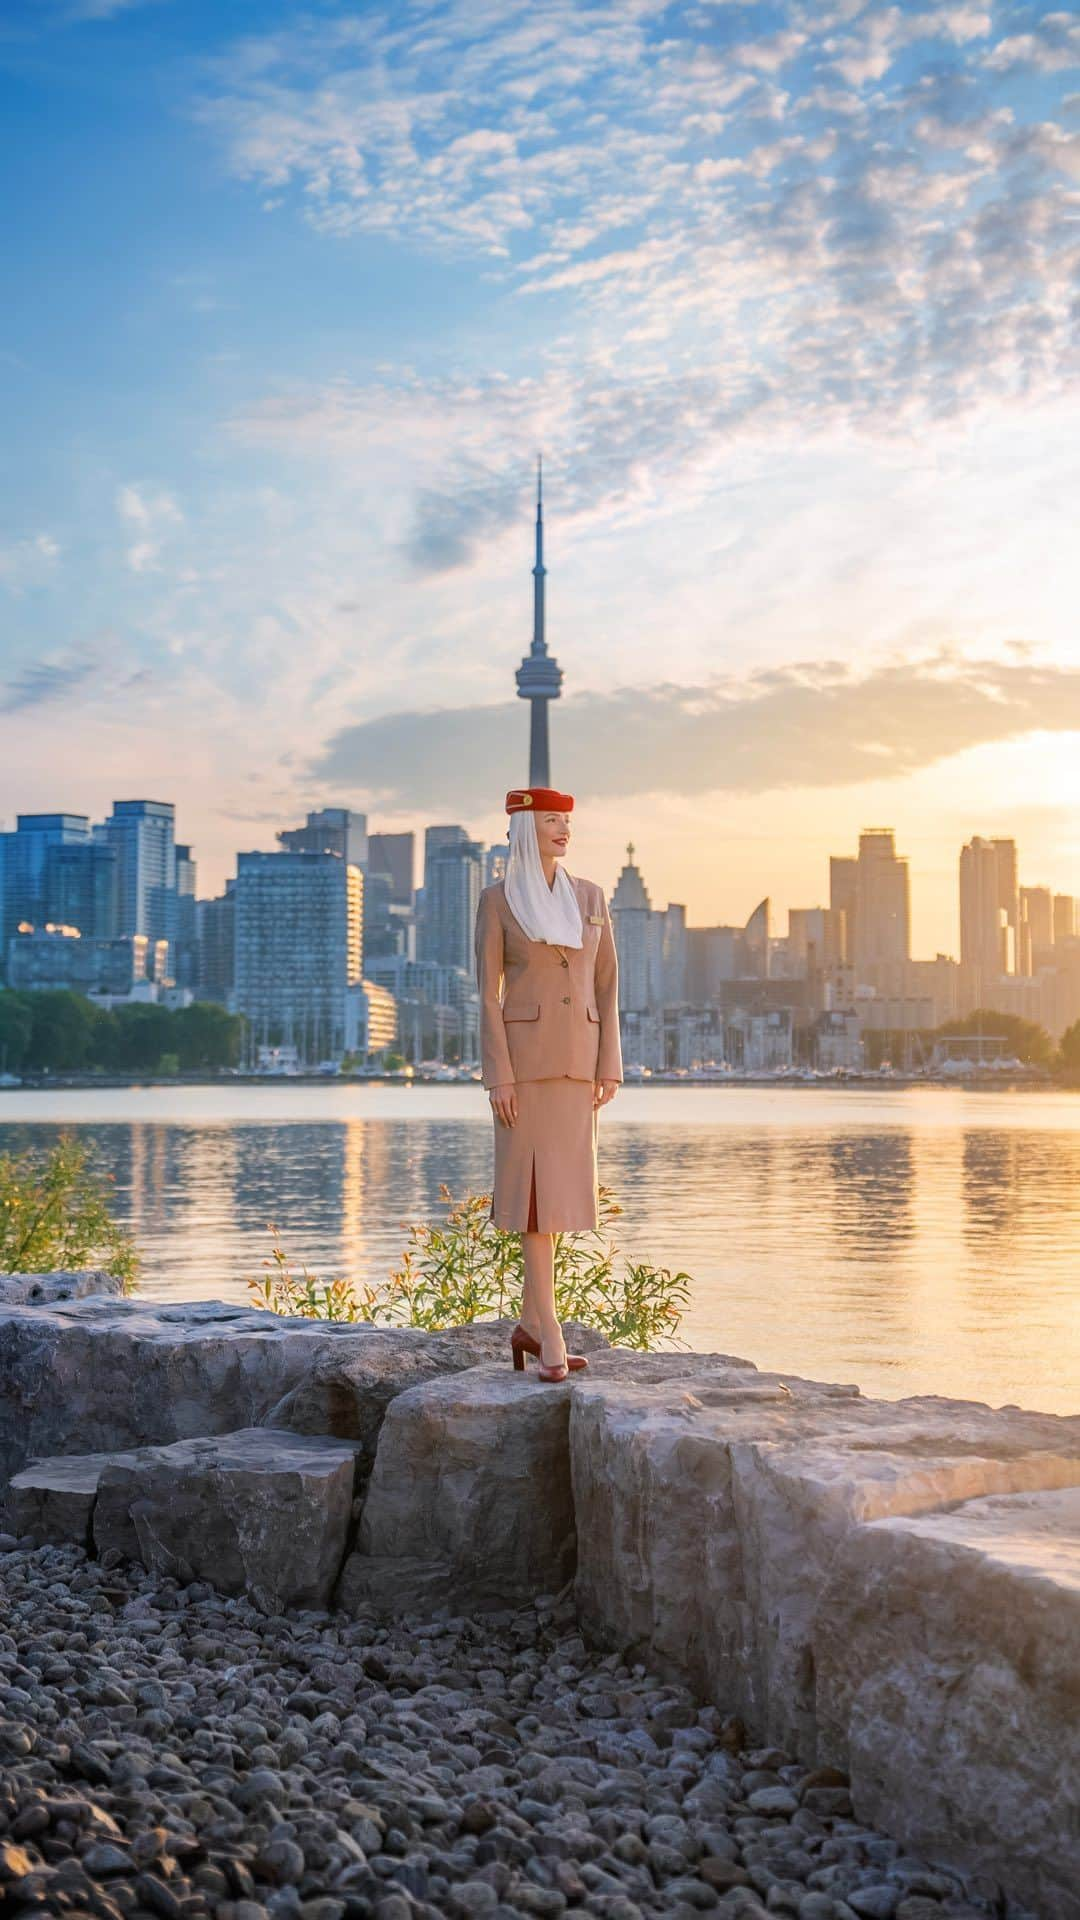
[535,810,572,861]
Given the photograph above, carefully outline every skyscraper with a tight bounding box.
[515,456,563,785]
[278,807,368,870]
[233,852,362,1065]
[610,843,653,1014]
[422,837,484,972]
[0,813,92,954]
[959,836,1008,984]
[100,800,177,952]
[854,829,910,968]
[45,839,118,940]
[829,856,858,964]
[368,832,415,906]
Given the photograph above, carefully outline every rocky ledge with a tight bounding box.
[1,1287,1078,1920]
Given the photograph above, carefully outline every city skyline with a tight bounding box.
[2,1,1079,954]
[5,783,1080,973]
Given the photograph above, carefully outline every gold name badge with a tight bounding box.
[587,914,603,924]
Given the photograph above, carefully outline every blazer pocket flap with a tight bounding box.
[586,1003,601,1022]
[503,1001,541,1021]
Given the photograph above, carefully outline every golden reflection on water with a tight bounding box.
[0,1084,1077,1416]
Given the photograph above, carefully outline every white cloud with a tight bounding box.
[117,484,183,573]
[0,532,62,591]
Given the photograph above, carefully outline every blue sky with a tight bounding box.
[2,0,1079,949]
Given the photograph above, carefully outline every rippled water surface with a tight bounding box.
[2,1083,1078,1415]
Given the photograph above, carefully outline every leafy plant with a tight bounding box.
[0,1133,139,1289]
[249,1182,692,1351]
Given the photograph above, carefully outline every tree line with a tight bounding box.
[0,990,244,1075]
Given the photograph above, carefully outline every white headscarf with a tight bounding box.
[503,808,584,947]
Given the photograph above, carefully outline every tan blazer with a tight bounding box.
[475,874,623,1090]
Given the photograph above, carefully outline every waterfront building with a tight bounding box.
[7,926,159,996]
[364,954,479,1064]
[959,835,1012,1006]
[99,800,177,957]
[854,829,910,969]
[196,885,235,1006]
[420,834,483,972]
[344,979,399,1063]
[485,844,508,888]
[0,813,92,960]
[515,458,563,786]
[1020,885,1054,974]
[45,839,118,941]
[814,1010,864,1071]
[829,855,858,965]
[174,844,198,989]
[233,852,362,1065]
[659,903,687,1005]
[610,844,653,1014]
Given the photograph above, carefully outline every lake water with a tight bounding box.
[1,1083,1078,1417]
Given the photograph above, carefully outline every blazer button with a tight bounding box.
[562,995,571,1005]
[560,957,569,967]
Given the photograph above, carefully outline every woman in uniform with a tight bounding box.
[474,786,622,1381]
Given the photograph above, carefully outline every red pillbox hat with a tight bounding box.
[505,786,575,813]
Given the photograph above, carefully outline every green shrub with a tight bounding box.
[249,1182,691,1351]
[0,1133,139,1289]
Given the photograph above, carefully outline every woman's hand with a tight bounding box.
[489,1083,518,1127]
[593,1079,619,1109]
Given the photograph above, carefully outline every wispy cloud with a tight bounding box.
[117,483,183,573]
[0,532,61,592]
[311,654,1080,812]
[0,651,98,713]
[209,0,1080,572]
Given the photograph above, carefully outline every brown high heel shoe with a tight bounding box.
[510,1323,589,1373]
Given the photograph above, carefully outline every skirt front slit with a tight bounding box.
[490,1076,599,1233]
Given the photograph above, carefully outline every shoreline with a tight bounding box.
[0,1071,1063,1095]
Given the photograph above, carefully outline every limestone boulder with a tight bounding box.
[338,1348,754,1615]
[0,1269,123,1306]
[93,1428,361,1613]
[0,1295,591,1489]
[6,1447,144,1547]
[815,1485,1080,1920]
[265,1317,608,1477]
[570,1368,1080,1758]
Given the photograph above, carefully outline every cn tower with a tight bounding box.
[515,454,563,785]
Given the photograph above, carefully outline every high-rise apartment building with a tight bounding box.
[829,856,858,964]
[45,839,118,940]
[0,813,92,957]
[853,829,910,968]
[1053,894,1076,943]
[421,836,483,972]
[99,800,177,953]
[960,836,1010,982]
[233,852,362,1064]
[611,843,653,1014]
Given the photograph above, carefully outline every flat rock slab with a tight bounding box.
[0,1293,562,1488]
[0,1269,123,1306]
[339,1349,757,1614]
[90,1427,362,1613]
[5,1446,145,1547]
[816,1485,1080,1920]
[569,1368,1080,1757]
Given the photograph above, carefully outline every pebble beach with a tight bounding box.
[0,1538,989,1920]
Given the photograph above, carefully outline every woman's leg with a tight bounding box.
[521,1229,566,1367]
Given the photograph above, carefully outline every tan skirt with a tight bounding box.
[489,1076,600,1233]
